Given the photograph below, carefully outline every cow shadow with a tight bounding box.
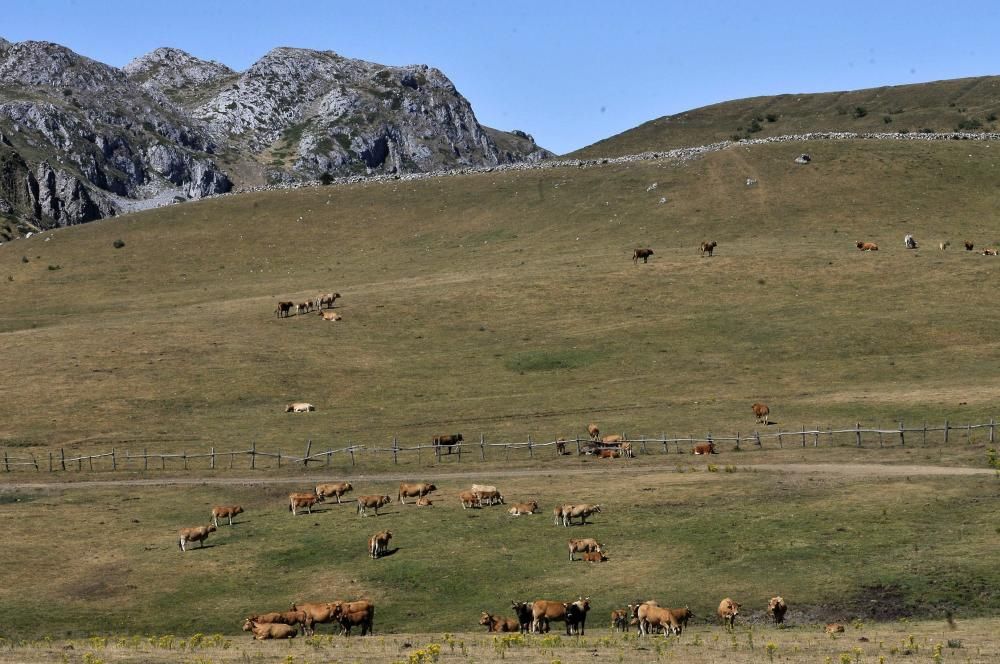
[379,547,400,557]
[188,542,225,551]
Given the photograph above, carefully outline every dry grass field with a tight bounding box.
[1,134,999,656]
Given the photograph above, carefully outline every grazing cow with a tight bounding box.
[700,240,718,256]
[856,241,879,251]
[582,550,607,562]
[632,601,678,637]
[562,503,602,526]
[666,607,694,635]
[285,402,315,413]
[459,490,480,509]
[397,482,437,504]
[415,497,433,507]
[825,622,845,634]
[568,537,603,561]
[633,248,654,263]
[602,434,624,444]
[965,241,975,251]
[317,292,341,309]
[511,601,533,633]
[474,488,504,505]
[211,505,243,527]
[904,234,918,249]
[356,494,391,517]
[692,442,717,455]
[289,492,324,516]
[276,301,293,318]
[480,612,520,632]
[330,600,375,636]
[768,596,787,625]
[564,597,591,635]
[553,505,566,526]
[290,602,339,635]
[178,524,216,551]
[983,248,998,256]
[587,423,600,440]
[296,302,311,315]
[752,402,770,424]
[940,241,950,250]
[368,530,392,559]
[611,609,629,632]
[243,619,297,640]
[319,311,342,321]
[432,433,463,453]
[530,599,569,634]
[597,449,621,459]
[315,482,353,503]
[718,598,741,629]
[508,501,539,516]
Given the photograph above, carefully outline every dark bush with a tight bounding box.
[883,116,892,124]
[113,239,125,249]
[852,106,868,119]
[765,113,778,123]
[320,172,333,185]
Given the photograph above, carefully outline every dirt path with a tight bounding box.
[0,461,992,491]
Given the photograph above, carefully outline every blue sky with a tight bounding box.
[4,0,1000,154]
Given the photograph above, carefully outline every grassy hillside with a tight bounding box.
[571,76,1000,158]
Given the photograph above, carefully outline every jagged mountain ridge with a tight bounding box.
[0,39,550,239]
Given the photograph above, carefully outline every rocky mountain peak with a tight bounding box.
[124,47,235,97]
[0,39,124,91]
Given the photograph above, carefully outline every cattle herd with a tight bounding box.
[856,234,1000,255]
[275,291,341,319]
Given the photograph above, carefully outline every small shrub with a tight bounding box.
[21,256,28,263]
[707,463,719,472]
[947,639,962,648]
[319,172,333,185]
[852,106,868,118]
[921,127,935,133]
[766,642,778,662]
[47,264,61,270]
[988,113,998,122]
[765,113,778,122]
[724,465,736,473]
[748,120,763,133]
[956,118,982,131]
[883,115,892,124]
[113,239,125,249]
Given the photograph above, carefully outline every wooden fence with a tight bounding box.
[1,418,996,473]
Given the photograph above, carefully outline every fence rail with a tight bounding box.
[1,418,995,473]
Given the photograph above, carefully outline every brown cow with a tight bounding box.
[666,607,694,635]
[634,602,677,637]
[243,619,297,640]
[178,524,216,551]
[289,492,324,515]
[317,292,341,309]
[290,602,338,635]
[700,240,718,257]
[508,501,539,516]
[752,402,770,424]
[587,423,600,440]
[568,537,602,561]
[356,495,391,517]
[275,301,293,318]
[553,504,566,526]
[582,550,607,562]
[597,449,621,459]
[315,482,353,503]
[243,610,311,632]
[415,497,434,507]
[459,490,480,509]
[825,622,845,634]
[611,609,629,632]
[530,599,569,634]
[856,241,879,251]
[319,311,342,321]
[398,482,437,504]
[692,442,717,455]
[633,248,654,263]
[602,434,624,444]
[211,505,243,527]
[718,598,741,629]
[768,596,787,625]
[330,600,375,636]
[368,530,392,559]
[480,612,519,632]
[983,248,998,256]
[562,503,602,526]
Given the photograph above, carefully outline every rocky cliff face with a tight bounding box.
[0,39,549,238]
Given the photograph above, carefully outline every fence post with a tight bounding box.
[112,448,117,471]
[641,436,647,455]
[801,426,806,448]
[183,451,188,470]
[5,450,10,472]
[161,453,165,470]
[31,453,38,471]
[506,444,511,462]
[576,437,582,455]
[277,449,281,468]
[349,446,355,467]
[777,429,782,449]
[251,441,256,469]
[968,422,973,443]
[991,418,996,444]
[706,432,713,451]
[61,448,66,471]
[528,434,533,459]
[754,431,761,447]
[393,437,399,465]
[878,422,884,448]
[303,440,312,468]
[143,448,148,471]
[480,434,486,461]
[944,420,949,444]
[735,431,741,451]
[856,422,862,447]
[813,425,819,447]
[662,433,668,454]
[899,421,905,446]
[49,452,53,472]
[458,439,463,462]
[231,452,236,469]
[88,454,93,471]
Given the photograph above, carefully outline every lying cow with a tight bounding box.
[330,599,375,636]
[568,537,603,561]
[285,402,315,413]
[244,610,311,632]
[178,524,216,551]
[508,501,539,516]
[718,597,741,629]
[693,442,717,455]
[315,482,353,503]
[319,311,342,321]
[633,247,654,263]
[243,619,297,640]
[398,482,436,504]
[768,596,787,625]
[356,494,391,517]
[597,449,621,459]
[856,240,879,251]
[562,503,602,526]
[211,505,243,527]
[368,530,392,559]
[582,550,607,562]
[289,492,324,515]
[415,497,434,507]
[480,612,519,633]
[825,622,846,634]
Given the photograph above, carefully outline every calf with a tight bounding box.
[718,597,741,629]
[601,434,624,444]
[285,402,315,413]
[480,612,519,632]
[568,537,602,561]
[666,606,694,635]
[397,482,437,504]
[611,609,629,632]
[940,241,950,250]
[692,442,717,455]
[553,505,566,526]
[356,494,391,517]
[178,524,216,551]
[290,602,339,635]
[582,550,607,562]
[508,501,539,516]
[983,248,998,256]
[243,619,297,640]
[415,496,433,507]
[856,240,879,251]
[368,530,392,559]
[633,248,654,263]
[315,482,353,503]
[211,505,243,527]
[330,600,375,636]
[289,492,324,515]
[474,488,503,506]
[768,596,787,625]
[700,240,718,256]
[243,610,311,633]
[904,234,918,249]
[296,302,311,315]
[511,601,533,633]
